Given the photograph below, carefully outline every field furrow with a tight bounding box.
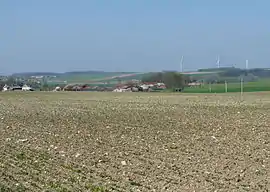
[0,92,269,191]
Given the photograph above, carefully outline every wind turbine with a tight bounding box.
[245,59,249,70]
[180,56,184,72]
[216,55,220,68]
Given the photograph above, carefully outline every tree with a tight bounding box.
[41,82,49,91]
[220,68,244,77]
[204,74,220,84]
[142,72,163,82]
[6,76,15,85]
[238,73,258,82]
[142,72,188,89]
[161,72,182,88]
[0,80,5,90]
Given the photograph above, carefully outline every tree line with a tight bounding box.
[141,72,189,89]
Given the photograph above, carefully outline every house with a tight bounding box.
[22,84,34,91]
[2,84,9,92]
[113,87,131,92]
[188,82,203,87]
[53,86,61,91]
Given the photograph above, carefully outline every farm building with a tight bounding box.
[112,82,166,92]
[188,82,203,87]
[2,84,9,92]
[2,85,25,91]
[22,84,34,91]
[53,86,61,91]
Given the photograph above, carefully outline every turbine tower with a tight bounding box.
[180,56,184,72]
[216,55,220,68]
[245,59,249,70]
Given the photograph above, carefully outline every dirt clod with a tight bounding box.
[0,92,269,191]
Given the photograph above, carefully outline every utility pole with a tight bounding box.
[240,78,243,100]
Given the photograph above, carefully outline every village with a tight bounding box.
[2,84,34,92]
[1,81,168,92]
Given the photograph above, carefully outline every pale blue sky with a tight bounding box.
[1,0,269,73]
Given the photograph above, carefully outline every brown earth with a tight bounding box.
[0,92,269,191]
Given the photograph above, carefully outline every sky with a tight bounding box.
[1,0,269,73]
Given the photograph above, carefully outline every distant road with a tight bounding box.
[180,71,218,75]
[109,72,145,79]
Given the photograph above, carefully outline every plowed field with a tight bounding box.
[0,92,269,191]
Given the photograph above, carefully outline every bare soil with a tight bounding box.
[0,92,269,191]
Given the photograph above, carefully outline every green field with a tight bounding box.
[54,72,211,84]
[55,72,139,83]
[184,79,270,93]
